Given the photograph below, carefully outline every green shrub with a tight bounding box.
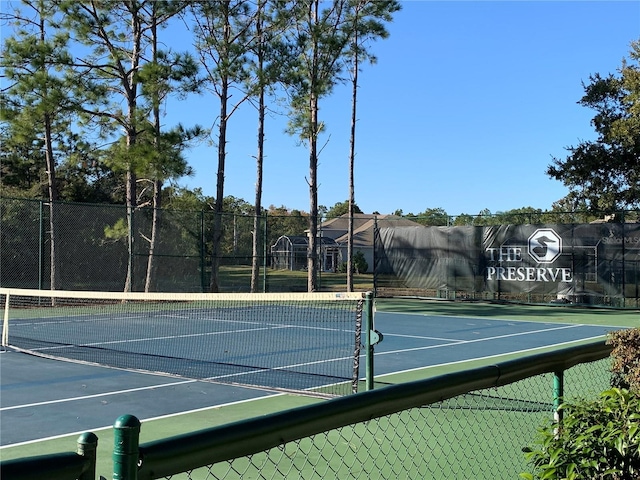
[521,388,640,480]
[353,251,368,274]
[338,251,369,274]
[608,328,640,392]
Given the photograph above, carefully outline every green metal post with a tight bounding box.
[77,432,98,480]
[622,219,626,308]
[113,414,141,480]
[636,260,639,309]
[200,210,206,292]
[39,200,44,290]
[263,213,268,292]
[365,292,375,391]
[553,370,564,424]
[372,217,378,297]
[127,208,133,292]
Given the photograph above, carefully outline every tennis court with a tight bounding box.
[371,308,619,383]
[1,295,633,465]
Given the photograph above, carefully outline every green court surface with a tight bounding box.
[376,297,640,327]
[0,392,324,474]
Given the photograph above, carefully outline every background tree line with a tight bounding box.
[1,0,400,292]
[1,1,637,292]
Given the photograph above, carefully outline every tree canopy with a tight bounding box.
[2,3,637,223]
[325,199,363,218]
[547,39,640,213]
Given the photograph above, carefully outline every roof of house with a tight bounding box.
[272,234,339,248]
[320,214,423,247]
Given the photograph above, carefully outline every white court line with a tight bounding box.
[377,310,632,330]
[0,394,283,449]
[22,318,355,353]
[376,335,608,379]
[0,352,343,413]
[0,379,199,411]
[7,324,593,407]
[1,351,354,412]
[36,325,292,351]
[0,351,345,412]
[30,323,353,353]
[90,324,597,383]
[1,324,608,448]
[376,324,588,356]
[383,332,468,342]
[2,333,609,449]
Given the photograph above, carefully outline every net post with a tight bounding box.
[2,291,10,347]
[113,414,141,480]
[365,291,375,391]
[352,298,363,394]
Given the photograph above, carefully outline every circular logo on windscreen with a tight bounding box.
[528,229,562,264]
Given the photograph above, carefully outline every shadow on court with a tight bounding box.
[0,349,277,447]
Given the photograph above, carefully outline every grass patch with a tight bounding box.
[219,266,373,293]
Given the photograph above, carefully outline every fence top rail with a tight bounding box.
[137,339,612,479]
[0,451,91,480]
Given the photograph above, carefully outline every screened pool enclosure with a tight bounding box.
[270,235,341,272]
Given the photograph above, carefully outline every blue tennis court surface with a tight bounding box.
[0,309,622,447]
[3,299,364,396]
[371,311,620,377]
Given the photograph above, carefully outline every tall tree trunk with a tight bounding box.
[145,10,161,293]
[39,12,59,294]
[308,90,319,292]
[347,52,358,292]
[209,2,238,293]
[251,83,265,293]
[210,76,229,293]
[307,0,320,292]
[43,112,58,292]
[145,181,161,293]
[123,7,142,293]
[124,168,136,292]
[251,1,265,293]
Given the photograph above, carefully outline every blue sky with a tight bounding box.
[172,1,640,216]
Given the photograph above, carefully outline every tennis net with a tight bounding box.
[1,288,369,396]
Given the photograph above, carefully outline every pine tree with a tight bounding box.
[189,0,255,292]
[1,0,77,291]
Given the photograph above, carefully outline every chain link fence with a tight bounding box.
[164,358,610,480]
[0,198,201,291]
[0,198,293,292]
[0,197,365,293]
[1,341,613,480]
[2,197,638,306]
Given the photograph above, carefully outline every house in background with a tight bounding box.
[270,214,423,272]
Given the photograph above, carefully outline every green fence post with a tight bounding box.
[39,199,44,290]
[113,414,141,480]
[372,217,378,297]
[263,213,268,293]
[127,208,134,292]
[200,210,206,292]
[77,432,98,480]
